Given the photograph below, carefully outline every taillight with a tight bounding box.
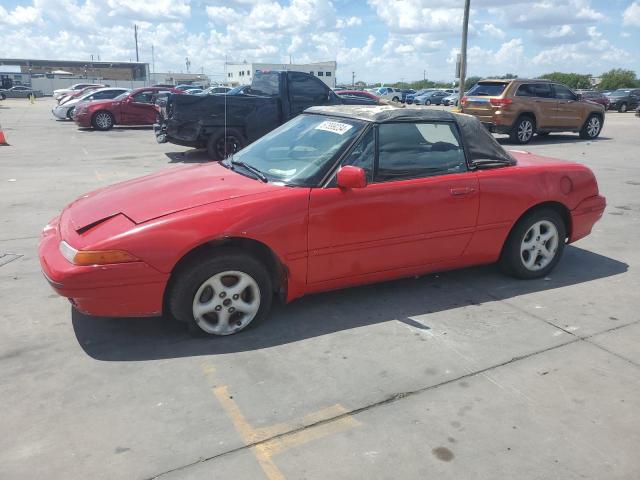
[490,97,513,107]
[460,96,468,106]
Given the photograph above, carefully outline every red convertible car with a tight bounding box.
[40,106,606,336]
[73,87,178,130]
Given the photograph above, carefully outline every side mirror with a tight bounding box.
[336,166,367,189]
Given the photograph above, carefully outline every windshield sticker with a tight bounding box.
[315,121,353,135]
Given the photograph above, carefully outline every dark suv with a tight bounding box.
[461,79,605,144]
[607,88,640,113]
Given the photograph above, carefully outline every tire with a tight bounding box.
[169,249,273,336]
[579,114,602,140]
[66,107,75,120]
[509,115,535,144]
[206,128,246,161]
[91,111,114,131]
[618,103,627,113]
[391,96,400,102]
[499,208,566,279]
[426,99,432,106]
[0,93,5,101]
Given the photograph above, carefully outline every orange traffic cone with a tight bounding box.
[0,121,9,146]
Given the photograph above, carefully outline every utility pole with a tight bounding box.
[134,24,139,62]
[351,71,355,89]
[185,57,191,74]
[457,0,471,102]
[423,70,426,81]
[151,44,155,84]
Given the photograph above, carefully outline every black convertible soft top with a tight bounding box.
[305,105,516,166]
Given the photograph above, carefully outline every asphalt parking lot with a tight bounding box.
[1,97,639,480]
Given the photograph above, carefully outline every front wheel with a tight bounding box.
[169,250,273,335]
[619,103,628,113]
[426,99,432,106]
[500,209,566,279]
[510,116,535,144]
[206,128,246,161]
[391,96,400,102]
[579,114,602,139]
[66,107,75,120]
[91,111,114,130]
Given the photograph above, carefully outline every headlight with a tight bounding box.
[59,240,138,266]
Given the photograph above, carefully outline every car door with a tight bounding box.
[122,89,160,124]
[287,72,333,116]
[630,90,640,109]
[553,84,583,128]
[307,121,479,284]
[516,83,556,129]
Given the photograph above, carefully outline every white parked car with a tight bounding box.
[51,88,129,120]
[442,94,459,106]
[375,86,404,102]
[53,83,104,101]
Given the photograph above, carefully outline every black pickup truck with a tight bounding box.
[154,70,373,160]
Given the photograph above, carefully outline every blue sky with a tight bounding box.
[1,0,639,85]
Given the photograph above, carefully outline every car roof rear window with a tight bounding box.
[467,82,508,96]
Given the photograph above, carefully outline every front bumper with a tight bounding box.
[38,216,169,317]
[52,106,70,120]
[73,111,91,128]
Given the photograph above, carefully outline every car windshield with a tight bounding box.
[225,114,365,187]
[467,82,508,96]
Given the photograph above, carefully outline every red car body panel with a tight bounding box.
[73,87,177,128]
[39,153,605,318]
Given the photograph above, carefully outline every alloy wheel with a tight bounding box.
[519,220,559,271]
[95,112,112,129]
[517,120,533,143]
[192,270,261,335]
[586,117,601,138]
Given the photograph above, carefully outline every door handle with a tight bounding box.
[450,187,475,196]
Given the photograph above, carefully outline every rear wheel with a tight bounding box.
[169,250,273,335]
[206,128,246,161]
[618,103,628,113]
[500,208,566,279]
[91,111,114,130]
[579,114,602,139]
[510,115,535,144]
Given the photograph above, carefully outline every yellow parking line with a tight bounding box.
[205,363,361,480]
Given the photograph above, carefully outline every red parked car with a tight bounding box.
[40,106,605,336]
[73,87,178,130]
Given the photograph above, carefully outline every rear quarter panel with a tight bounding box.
[463,152,599,261]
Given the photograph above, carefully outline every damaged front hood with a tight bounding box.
[66,163,281,230]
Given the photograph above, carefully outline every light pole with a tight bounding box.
[457,0,471,105]
[351,71,355,89]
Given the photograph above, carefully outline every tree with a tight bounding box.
[539,72,592,89]
[598,69,639,90]
[464,76,482,90]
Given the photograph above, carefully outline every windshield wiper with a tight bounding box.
[230,158,268,182]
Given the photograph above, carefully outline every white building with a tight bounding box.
[225,61,337,88]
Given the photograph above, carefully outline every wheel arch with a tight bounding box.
[516,111,537,126]
[502,201,572,253]
[163,236,288,313]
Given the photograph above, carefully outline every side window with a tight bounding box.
[132,91,155,103]
[376,122,467,182]
[516,84,534,97]
[554,84,576,100]
[341,128,374,181]
[289,72,330,105]
[533,83,553,98]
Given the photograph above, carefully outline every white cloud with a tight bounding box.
[336,16,362,28]
[623,2,640,27]
[0,5,42,25]
[482,23,505,38]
